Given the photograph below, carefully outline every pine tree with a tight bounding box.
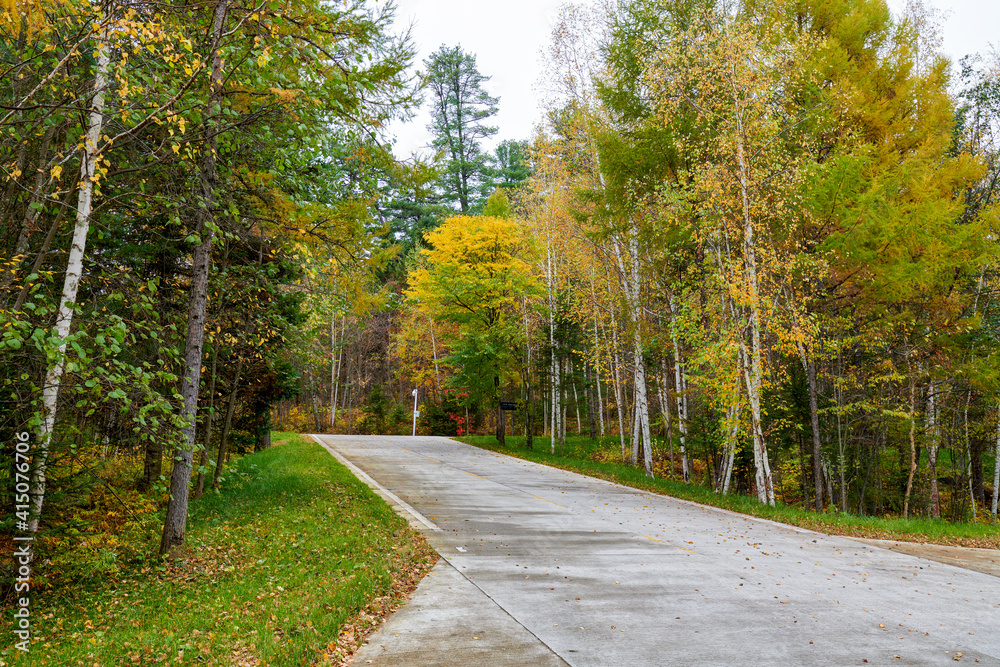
[424,45,499,213]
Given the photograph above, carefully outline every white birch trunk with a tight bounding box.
[634,348,653,477]
[669,315,690,483]
[735,100,774,506]
[428,314,441,399]
[611,318,626,461]
[589,273,606,438]
[926,381,940,518]
[719,399,740,495]
[965,389,976,522]
[560,368,567,444]
[612,228,653,476]
[573,374,582,434]
[836,352,848,512]
[29,30,110,532]
[594,311,605,438]
[546,232,559,454]
[658,358,673,453]
[718,347,742,494]
[631,389,641,465]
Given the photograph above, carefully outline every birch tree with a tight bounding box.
[28,5,116,530]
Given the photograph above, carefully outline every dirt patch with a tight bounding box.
[848,538,1000,578]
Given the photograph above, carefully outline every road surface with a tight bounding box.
[311,435,999,666]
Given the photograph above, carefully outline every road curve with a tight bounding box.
[311,435,999,667]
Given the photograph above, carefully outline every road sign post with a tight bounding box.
[412,388,419,436]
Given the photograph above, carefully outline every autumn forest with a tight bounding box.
[3,0,1000,604]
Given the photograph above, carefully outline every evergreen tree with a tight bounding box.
[424,45,499,213]
[487,139,532,193]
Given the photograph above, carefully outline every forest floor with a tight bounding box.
[458,435,1000,552]
[0,433,437,666]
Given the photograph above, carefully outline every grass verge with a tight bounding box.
[3,433,437,666]
[458,435,999,550]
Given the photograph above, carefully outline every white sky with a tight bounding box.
[385,0,590,159]
[386,0,1000,160]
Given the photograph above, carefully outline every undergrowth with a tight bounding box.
[1,433,437,666]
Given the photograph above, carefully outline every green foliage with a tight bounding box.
[406,214,541,409]
[3,435,436,665]
[419,388,472,436]
[486,139,532,194]
[359,385,390,434]
[424,45,500,213]
[482,188,513,218]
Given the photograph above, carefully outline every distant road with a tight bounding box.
[312,435,999,667]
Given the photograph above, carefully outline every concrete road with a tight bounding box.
[311,435,999,666]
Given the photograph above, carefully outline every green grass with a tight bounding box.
[459,435,1000,549]
[3,433,437,666]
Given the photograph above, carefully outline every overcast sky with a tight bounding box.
[385,0,1000,160]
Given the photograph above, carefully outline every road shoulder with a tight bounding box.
[348,559,570,666]
[847,538,1000,578]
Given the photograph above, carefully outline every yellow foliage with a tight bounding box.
[0,0,47,34]
[407,215,541,328]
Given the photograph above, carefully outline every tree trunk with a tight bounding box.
[719,400,740,495]
[212,356,244,490]
[669,318,690,483]
[572,374,582,435]
[428,314,441,399]
[29,26,110,533]
[992,401,999,522]
[523,302,533,449]
[256,411,271,452]
[965,389,976,522]
[736,107,774,507]
[2,125,55,294]
[560,367,567,445]
[330,314,338,425]
[497,403,506,446]
[546,229,559,454]
[836,352,849,512]
[631,389,640,465]
[926,382,941,518]
[308,370,322,432]
[585,363,597,440]
[806,358,823,511]
[591,299,606,438]
[139,438,164,492]
[194,344,219,500]
[611,319,626,461]
[656,359,672,444]
[611,229,653,478]
[903,374,917,518]
[12,185,76,313]
[525,380,533,449]
[160,0,228,555]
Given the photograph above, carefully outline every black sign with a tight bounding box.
[500,401,518,411]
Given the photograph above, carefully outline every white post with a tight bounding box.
[412,388,419,437]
